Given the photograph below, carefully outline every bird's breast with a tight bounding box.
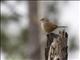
[41,23,45,31]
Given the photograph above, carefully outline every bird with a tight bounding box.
[40,18,67,33]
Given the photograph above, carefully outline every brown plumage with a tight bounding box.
[43,22,58,33]
[40,18,67,33]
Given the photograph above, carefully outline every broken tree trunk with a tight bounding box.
[45,30,68,60]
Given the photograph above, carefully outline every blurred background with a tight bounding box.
[0,1,80,60]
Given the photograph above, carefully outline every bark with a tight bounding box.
[45,30,68,60]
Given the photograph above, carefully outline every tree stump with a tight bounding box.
[45,30,68,60]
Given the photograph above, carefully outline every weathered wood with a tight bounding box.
[45,30,68,60]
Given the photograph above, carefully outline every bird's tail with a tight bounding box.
[57,26,68,28]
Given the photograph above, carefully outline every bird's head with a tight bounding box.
[40,18,49,23]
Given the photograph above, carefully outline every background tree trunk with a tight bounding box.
[28,1,41,60]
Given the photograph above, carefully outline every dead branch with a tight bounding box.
[45,30,68,60]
